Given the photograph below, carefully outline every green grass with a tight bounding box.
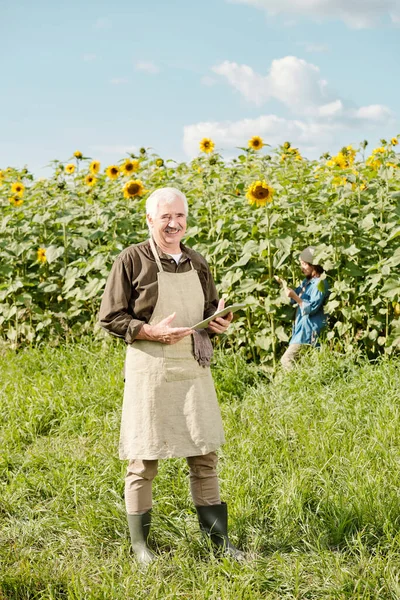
[1,341,400,599]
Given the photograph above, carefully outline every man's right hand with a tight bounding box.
[136,313,193,345]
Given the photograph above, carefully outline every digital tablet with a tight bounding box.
[192,303,247,330]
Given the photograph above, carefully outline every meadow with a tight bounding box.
[1,342,400,599]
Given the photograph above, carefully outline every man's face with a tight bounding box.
[147,197,187,251]
[300,259,314,279]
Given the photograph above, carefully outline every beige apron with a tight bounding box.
[119,238,225,460]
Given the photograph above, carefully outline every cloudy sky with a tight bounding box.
[1,0,399,174]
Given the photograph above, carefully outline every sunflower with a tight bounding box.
[74,150,83,159]
[105,165,120,180]
[89,160,101,174]
[366,147,386,170]
[121,159,140,176]
[199,138,215,154]
[37,248,47,264]
[11,181,25,196]
[248,136,264,150]
[283,141,291,150]
[391,137,399,146]
[85,174,97,187]
[281,147,302,163]
[65,163,75,174]
[156,158,164,167]
[123,179,145,198]
[246,180,275,207]
[9,196,24,206]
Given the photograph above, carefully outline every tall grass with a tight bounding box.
[1,342,400,599]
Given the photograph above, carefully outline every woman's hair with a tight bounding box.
[146,187,188,218]
[313,264,324,275]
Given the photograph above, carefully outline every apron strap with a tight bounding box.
[149,237,164,272]
[149,236,194,271]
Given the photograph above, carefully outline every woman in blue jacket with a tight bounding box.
[281,246,329,370]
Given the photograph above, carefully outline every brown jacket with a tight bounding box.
[98,239,219,343]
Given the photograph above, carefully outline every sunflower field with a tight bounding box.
[1,137,400,364]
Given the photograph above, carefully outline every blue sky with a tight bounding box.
[1,0,399,175]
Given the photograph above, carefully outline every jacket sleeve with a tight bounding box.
[98,256,144,343]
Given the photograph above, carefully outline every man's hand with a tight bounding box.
[207,299,233,335]
[137,313,193,344]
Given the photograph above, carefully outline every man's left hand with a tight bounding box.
[207,299,233,334]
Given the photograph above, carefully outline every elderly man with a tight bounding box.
[280,246,329,370]
[98,186,243,564]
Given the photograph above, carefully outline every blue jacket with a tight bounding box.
[290,277,329,345]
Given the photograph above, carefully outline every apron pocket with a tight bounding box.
[164,359,209,382]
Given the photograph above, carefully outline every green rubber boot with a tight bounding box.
[127,511,156,566]
[196,502,245,561]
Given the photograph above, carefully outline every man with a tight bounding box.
[98,186,243,564]
[280,246,329,370]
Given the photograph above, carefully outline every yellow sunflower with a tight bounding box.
[89,160,101,174]
[366,147,386,170]
[123,179,145,198]
[282,147,302,162]
[199,138,215,154]
[156,158,164,167]
[246,180,275,207]
[85,174,97,187]
[9,196,24,206]
[121,159,140,176]
[37,248,47,264]
[248,136,264,150]
[74,150,83,159]
[105,165,120,180]
[391,137,399,146]
[11,181,25,196]
[65,163,75,175]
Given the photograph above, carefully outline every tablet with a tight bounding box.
[192,303,247,330]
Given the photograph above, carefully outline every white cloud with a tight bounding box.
[211,56,393,124]
[352,105,394,121]
[109,77,130,85]
[83,53,97,62]
[90,145,138,155]
[212,56,332,113]
[135,61,160,74]
[317,100,344,118]
[227,0,400,28]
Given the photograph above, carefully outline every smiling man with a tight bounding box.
[98,187,244,564]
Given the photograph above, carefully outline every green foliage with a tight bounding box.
[1,141,400,363]
[2,343,400,598]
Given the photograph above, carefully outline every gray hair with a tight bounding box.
[146,187,188,218]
